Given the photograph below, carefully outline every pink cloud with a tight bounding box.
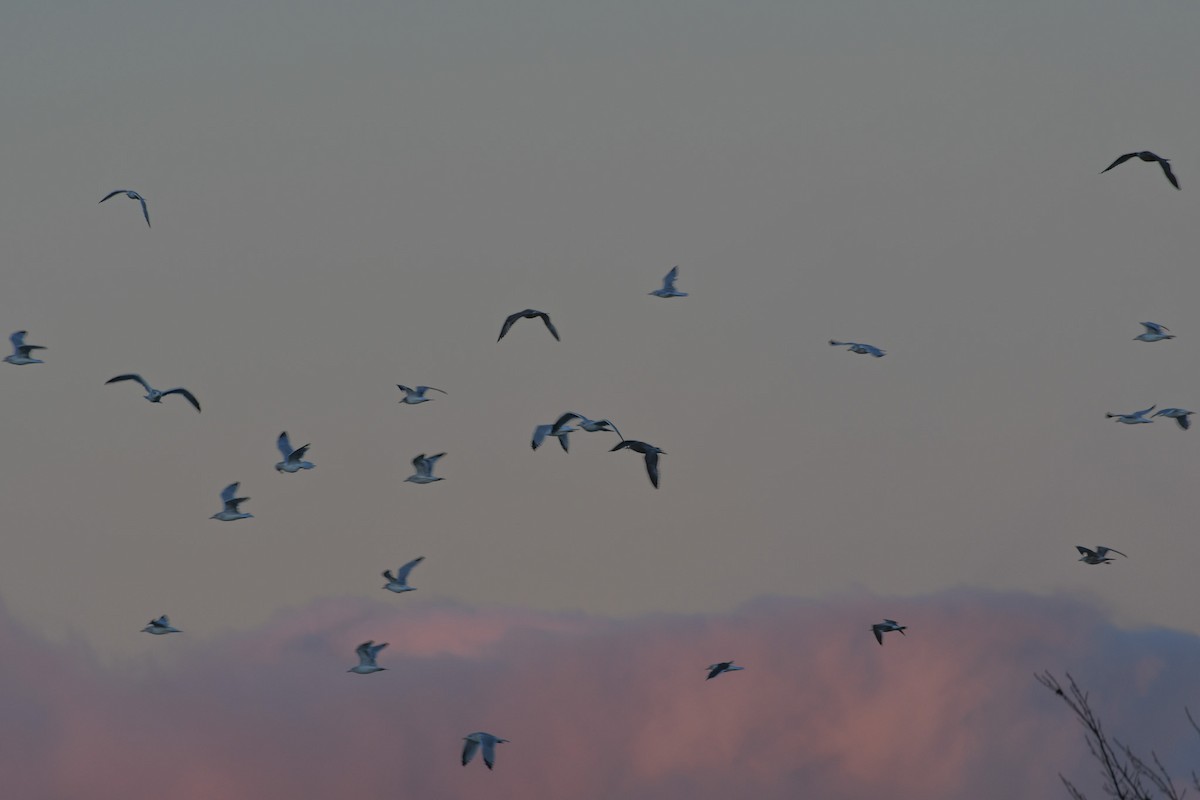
[0,590,1196,799]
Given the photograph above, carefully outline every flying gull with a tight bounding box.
[830,340,886,357]
[275,432,315,473]
[383,556,425,593]
[405,453,445,484]
[649,266,688,298]
[871,619,907,645]
[397,385,447,405]
[1153,407,1194,430]
[348,641,388,674]
[1133,322,1174,342]
[549,412,623,443]
[1105,405,1155,424]
[611,439,665,488]
[1101,151,1180,190]
[99,189,151,226]
[498,309,560,342]
[4,330,46,365]
[210,482,253,521]
[462,732,509,770]
[1076,545,1127,565]
[706,661,745,680]
[531,418,578,452]
[141,615,181,635]
[105,374,200,412]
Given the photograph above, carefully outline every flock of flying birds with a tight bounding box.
[1,154,1181,771]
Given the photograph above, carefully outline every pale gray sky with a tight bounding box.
[1,0,1198,660]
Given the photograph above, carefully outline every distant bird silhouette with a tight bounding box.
[830,340,886,357]
[706,660,745,679]
[405,453,445,484]
[1101,152,1179,190]
[649,266,688,298]
[462,732,508,769]
[4,330,46,365]
[1153,407,1194,430]
[1106,405,1155,424]
[348,641,388,674]
[211,482,252,521]
[99,189,151,226]
[1133,322,1174,342]
[871,619,906,645]
[105,374,200,412]
[1076,545,1127,565]
[383,557,425,593]
[498,309,559,342]
[611,439,665,488]
[141,614,181,635]
[397,385,446,405]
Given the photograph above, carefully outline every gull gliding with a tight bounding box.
[1101,152,1180,190]
[498,309,559,342]
[105,374,200,412]
[99,189,151,226]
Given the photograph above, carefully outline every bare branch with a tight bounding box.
[1038,671,1197,800]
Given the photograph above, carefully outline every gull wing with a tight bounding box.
[1133,404,1156,418]
[1075,546,1096,557]
[462,737,480,766]
[277,432,294,459]
[873,625,884,645]
[662,266,679,290]
[136,193,151,226]
[1101,153,1138,173]
[706,663,728,679]
[610,439,633,452]
[382,569,396,582]
[557,431,571,453]
[1096,546,1127,558]
[9,331,27,351]
[1158,159,1180,190]
[644,451,660,488]
[220,482,240,504]
[290,443,311,462]
[551,412,582,435]
[162,387,201,412]
[481,736,498,769]
[106,373,153,392]
[1140,321,1169,335]
[537,312,561,341]
[99,190,127,203]
[355,641,375,666]
[412,453,430,473]
[595,419,624,441]
[1178,415,1191,430]
[153,615,170,627]
[394,556,425,583]
[498,312,521,341]
[368,641,389,659]
[417,386,446,395]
